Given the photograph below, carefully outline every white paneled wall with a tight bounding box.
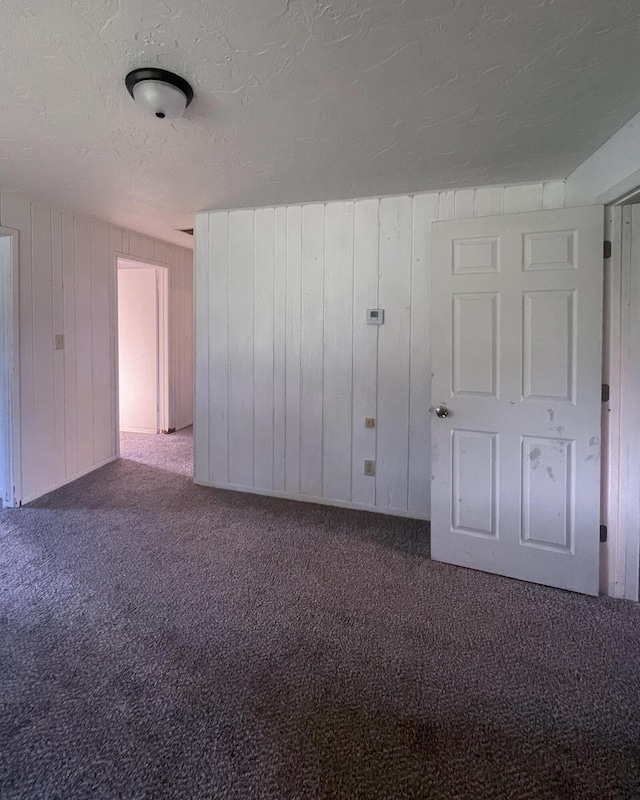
[195,182,565,519]
[0,193,193,504]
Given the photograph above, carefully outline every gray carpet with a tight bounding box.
[1,428,639,800]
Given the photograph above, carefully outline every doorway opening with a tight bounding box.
[0,227,20,508]
[116,258,169,437]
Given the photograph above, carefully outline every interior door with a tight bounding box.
[118,267,159,434]
[430,206,603,595]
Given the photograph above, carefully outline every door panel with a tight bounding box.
[431,206,603,595]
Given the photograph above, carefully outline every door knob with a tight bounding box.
[435,405,449,418]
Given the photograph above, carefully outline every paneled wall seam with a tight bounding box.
[89,221,97,463]
[283,209,287,489]
[272,211,276,488]
[253,212,257,487]
[71,217,79,472]
[349,202,355,502]
[298,209,302,495]
[226,213,231,485]
[4,190,193,503]
[318,205,324,498]
[195,183,566,520]
[29,204,38,493]
[407,197,414,505]
[49,209,56,477]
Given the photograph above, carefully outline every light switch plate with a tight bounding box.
[54,334,65,351]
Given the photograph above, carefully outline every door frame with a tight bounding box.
[603,202,640,601]
[0,227,21,507]
[114,255,170,455]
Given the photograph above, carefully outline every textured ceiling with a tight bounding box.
[1,0,640,246]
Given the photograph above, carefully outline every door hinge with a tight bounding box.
[601,384,610,402]
[604,240,612,259]
[600,525,608,543]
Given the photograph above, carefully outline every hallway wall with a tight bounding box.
[194,181,566,519]
[0,193,193,504]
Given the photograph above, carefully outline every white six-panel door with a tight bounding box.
[430,206,603,595]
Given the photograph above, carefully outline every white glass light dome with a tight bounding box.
[125,68,193,120]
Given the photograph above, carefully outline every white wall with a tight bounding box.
[566,109,640,206]
[0,233,12,505]
[118,268,160,435]
[0,193,193,504]
[194,181,566,519]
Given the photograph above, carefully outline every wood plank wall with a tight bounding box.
[195,182,566,519]
[0,193,193,504]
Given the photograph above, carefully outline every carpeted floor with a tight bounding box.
[1,428,639,800]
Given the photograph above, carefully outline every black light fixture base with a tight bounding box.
[125,68,194,108]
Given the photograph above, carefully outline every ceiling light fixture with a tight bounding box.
[125,68,193,119]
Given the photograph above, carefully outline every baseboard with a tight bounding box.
[20,456,118,506]
[192,478,430,522]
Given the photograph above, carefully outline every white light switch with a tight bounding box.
[54,334,64,351]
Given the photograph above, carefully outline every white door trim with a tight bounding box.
[603,204,640,600]
[0,227,21,507]
[114,258,170,451]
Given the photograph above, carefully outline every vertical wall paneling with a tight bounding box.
[170,249,177,429]
[228,211,255,486]
[166,248,176,432]
[253,208,275,490]
[285,206,302,494]
[409,192,439,516]
[108,226,122,452]
[454,189,475,219]
[0,192,193,504]
[504,183,544,213]
[140,237,154,261]
[439,191,456,221]
[51,211,66,479]
[377,195,412,511]
[194,182,565,519]
[351,198,379,507]
[128,233,142,258]
[208,212,230,485]
[193,212,210,482]
[172,249,180,428]
[153,240,170,265]
[90,221,112,462]
[73,216,95,474]
[273,208,287,491]
[61,212,79,477]
[474,186,504,217]
[543,181,566,211]
[32,205,56,492]
[182,247,194,430]
[322,202,354,503]
[300,204,325,497]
